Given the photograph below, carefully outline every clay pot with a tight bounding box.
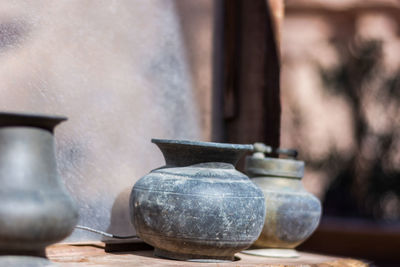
[130,139,265,262]
[0,112,78,259]
[245,151,321,249]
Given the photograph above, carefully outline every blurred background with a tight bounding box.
[280,1,400,266]
[282,0,400,223]
[0,0,399,265]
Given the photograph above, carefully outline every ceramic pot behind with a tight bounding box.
[246,153,321,249]
[130,139,266,262]
[0,112,78,259]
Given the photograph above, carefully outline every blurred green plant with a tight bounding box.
[316,38,400,221]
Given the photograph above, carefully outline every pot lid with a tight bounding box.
[245,143,304,178]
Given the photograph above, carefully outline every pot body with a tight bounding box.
[130,139,265,261]
[0,113,78,257]
[246,156,321,249]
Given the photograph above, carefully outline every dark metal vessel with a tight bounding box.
[0,112,78,262]
[130,139,266,262]
[245,145,321,250]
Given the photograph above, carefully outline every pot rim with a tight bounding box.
[245,156,304,179]
[0,111,67,132]
[152,138,253,151]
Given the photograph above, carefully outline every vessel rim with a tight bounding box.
[0,111,67,122]
[152,138,253,151]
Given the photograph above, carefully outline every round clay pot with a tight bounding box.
[246,153,321,249]
[130,139,265,262]
[0,112,78,259]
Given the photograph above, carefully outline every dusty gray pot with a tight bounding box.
[246,152,321,249]
[0,112,78,259]
[130,139,265,262]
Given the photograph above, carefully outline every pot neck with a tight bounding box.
[0,127,61,190]
[152,139,253,167]
[251,175,304,191]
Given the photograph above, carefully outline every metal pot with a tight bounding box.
[245,144,321,250]
[0,112,78,261]
[130,139,265,262]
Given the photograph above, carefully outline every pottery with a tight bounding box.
[245,145,321,250]
[0,112,78,259]
[130,139,266,262]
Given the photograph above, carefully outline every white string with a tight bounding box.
[75,225,139,239]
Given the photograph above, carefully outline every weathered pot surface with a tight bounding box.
[130,139,266,262]
[245,144,321,251]
[0,112,79,259]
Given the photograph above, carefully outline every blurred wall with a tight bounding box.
[0,0,217,241]
[281,0,400,220]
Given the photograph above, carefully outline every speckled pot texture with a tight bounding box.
[130,139,266,262]
[246,155,321,249]
[0,112,78,258]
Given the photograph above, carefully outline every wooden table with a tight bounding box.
[46,242,367,266]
